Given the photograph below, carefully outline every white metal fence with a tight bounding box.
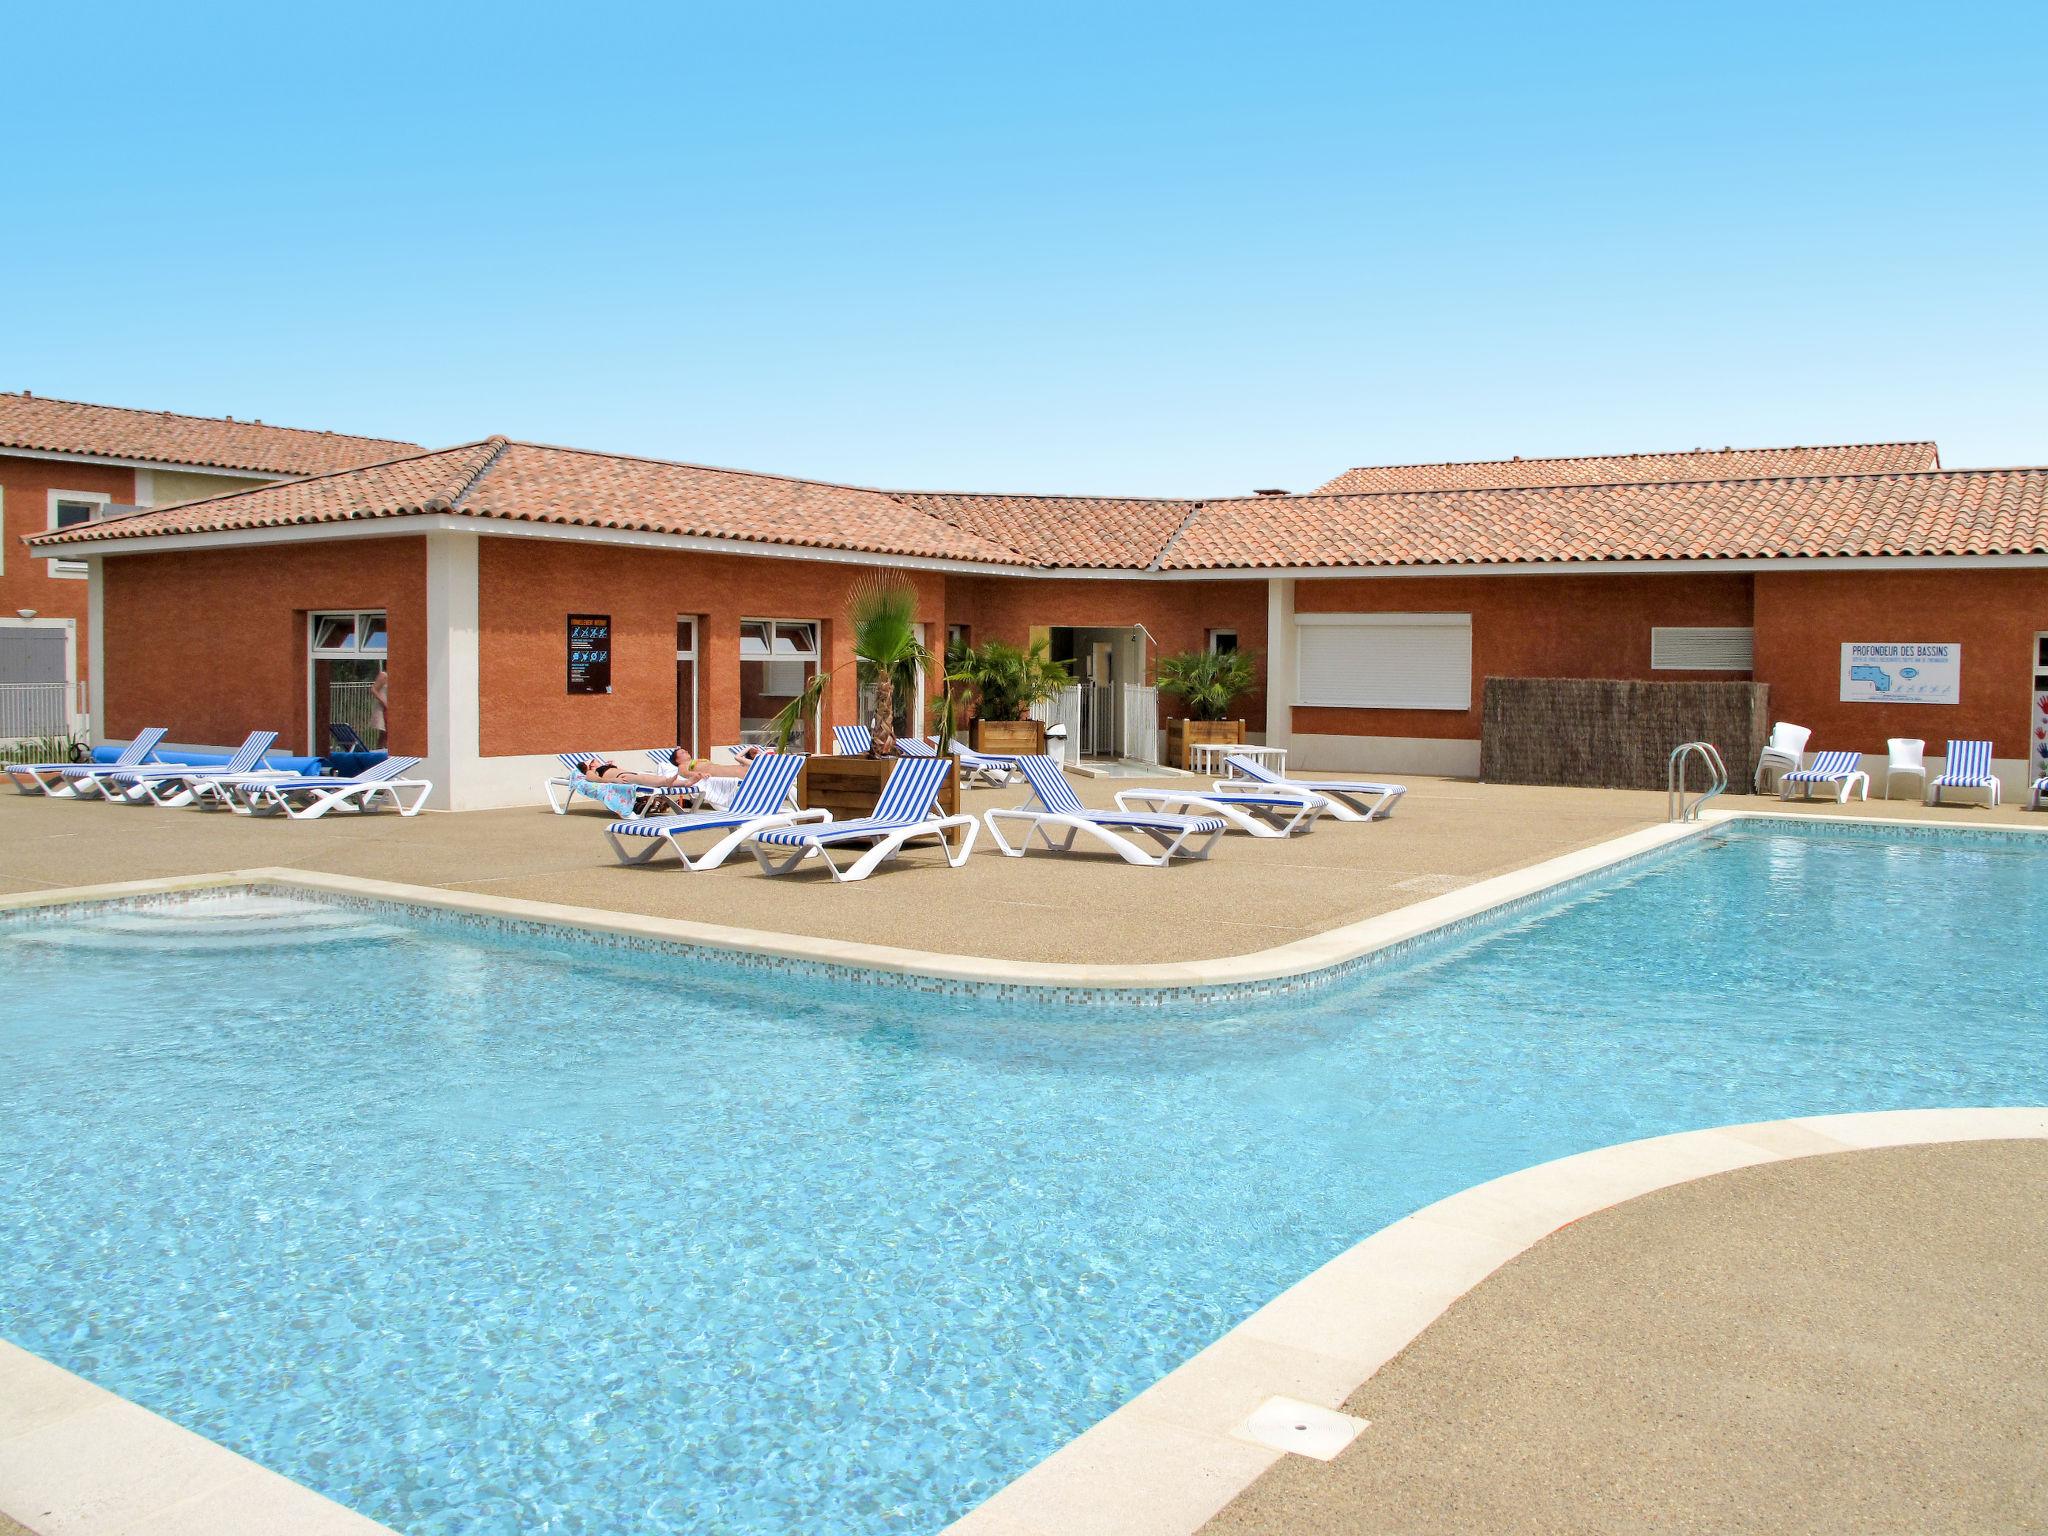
[0,682,85,743]
[1121,683,1160,764]
[1031,686,1085,762]
[1032,683,1159,763]
[327,682,379,740]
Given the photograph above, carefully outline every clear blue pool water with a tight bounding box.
[2,821,2044,1534]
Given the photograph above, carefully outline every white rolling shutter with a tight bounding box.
[1296,614,1472,710]
[1651,627,1753,671]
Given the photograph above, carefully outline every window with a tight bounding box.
[1651,627,1754,672]
[47,491,109,578]
[1207,629,1239,655]
[859,623,926,739]
[675,616,699,758]
[740,618,821,747]
[1296,613,1472,710]
[309,611,389,753]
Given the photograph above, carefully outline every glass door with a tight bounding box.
[309,611,388,753]
[739,619,820,748]
[858,623,926,740]
[2032,632,2047,792]
[675,617,699,759]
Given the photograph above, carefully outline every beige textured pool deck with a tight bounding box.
[2,774,2037,965]
[1199,1138,2048,1536]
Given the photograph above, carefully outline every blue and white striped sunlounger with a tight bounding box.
[832,725,873,755]
[1220,754,1404,822]
[106,730,282,807]
[328,722,372,753]
[1113,768,1324,838]
[544,749,690,814]
[922,736,1021,786]
[1928,739,2000,807]
[748,755,978,882]
[603,753,826,870]
[1777,749,1870,804]
[224,755,432,818]
[7,727,171,798]
[984,755,1226,865]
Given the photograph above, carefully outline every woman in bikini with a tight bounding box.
[573,747,766,815]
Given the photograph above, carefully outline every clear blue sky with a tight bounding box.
[10,2,2045,495]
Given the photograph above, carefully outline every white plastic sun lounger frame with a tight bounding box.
[602,754,827,870]
[748,756,978,882]
[1218,754,1405,822]
[893,734,1018,787]
[984,755,1225,865]
[9,728,172,798]
[544,749,684,814]
[1112,778,1325,838]
[105,731,283,807]
[1776,749,1871,804]
[225,757,432,818]
[1926,739,2001,808]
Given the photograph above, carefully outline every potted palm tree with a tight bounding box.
[956,638,1071,755]
[769,577,959,816]
[1157,648,1259,768]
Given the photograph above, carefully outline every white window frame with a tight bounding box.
[46,490,110,579]
[859,622,927,738]
[1295,612,1473,711]
[740,617,823,747]
[1207,628,1239,655]
[675,615,699,759]
[1650,626,1755,672]
[307,610,389,754]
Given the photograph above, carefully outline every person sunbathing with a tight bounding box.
[574,748,764,814]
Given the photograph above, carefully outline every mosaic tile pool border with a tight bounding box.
[1710,811,2048,850]
[2,813,2040,1006]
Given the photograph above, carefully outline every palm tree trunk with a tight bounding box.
[871,671,896,758]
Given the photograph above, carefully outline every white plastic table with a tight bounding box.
[1189,742,1287,777]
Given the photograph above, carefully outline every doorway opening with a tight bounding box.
[675,616,700,758]
[308,611,388,754]
[1044,625,1158,762]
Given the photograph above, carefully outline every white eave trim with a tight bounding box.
[25,511,2048,580]
[0,445,290,479]
[27,512,1050,576]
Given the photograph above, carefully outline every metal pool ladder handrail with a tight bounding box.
[1668,740,1728,821]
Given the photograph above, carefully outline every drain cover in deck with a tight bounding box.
[1234,1395,1370,1460]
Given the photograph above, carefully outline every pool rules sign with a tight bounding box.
[567,614,613,694]
[1839,642,1960,705]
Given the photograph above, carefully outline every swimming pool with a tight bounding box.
[2,820,2043,1534]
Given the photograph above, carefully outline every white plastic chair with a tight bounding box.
[1884,738,1926,800]
[1753,722,1811,792]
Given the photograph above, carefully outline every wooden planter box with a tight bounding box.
[1167,717,1245,770]
[799,753,960,818]
[971,718,1045,756]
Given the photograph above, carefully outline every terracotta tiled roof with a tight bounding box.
[1314,441,1940,495]
[1157,469,2048,571]
[896,492,1197,568]
[0,390,421,476]
[31,435,2046,574]
[32,438,1033,566]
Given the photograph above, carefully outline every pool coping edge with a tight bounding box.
[941,1106,2048,1536]
[0,1338,395,1535]
[7,811,2041,995]
[0,822,1718,993]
